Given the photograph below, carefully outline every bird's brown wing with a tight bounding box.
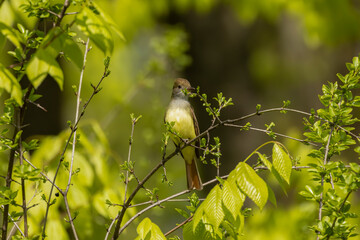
[190,105,200,158]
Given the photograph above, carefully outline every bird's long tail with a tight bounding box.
[185,158,203,190]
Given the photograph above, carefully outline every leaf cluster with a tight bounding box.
[301,56,360,239]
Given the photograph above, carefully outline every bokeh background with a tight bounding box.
[1,0,360,239]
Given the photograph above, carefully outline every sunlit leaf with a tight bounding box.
[92,2,126,41]
[0,21,22,48]
[76,7,114,55]
[26,48,64,90]
[267,184,277,207]
[202,185,224,230]
[0,63,23,105]
[272,143,292,184]
[183,219,214,240]
[222,180,244,220]
[135,217,166,240]
[229,162,268,210]
[192,198,205,232]
[63,38,83,69]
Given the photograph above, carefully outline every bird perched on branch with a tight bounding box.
[165,78,203,190]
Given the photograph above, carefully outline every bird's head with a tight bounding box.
[172,78,195,99]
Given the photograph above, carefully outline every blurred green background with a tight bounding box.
[1,0,360,239]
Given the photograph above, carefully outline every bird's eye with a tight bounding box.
[178,85,181,89]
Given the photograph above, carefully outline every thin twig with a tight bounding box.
[317,127,334,240]
[42,39,111,239]
[223,123,318,146]
[161,141,168,182]
[7,190,38,240]
[19,136,28,237]
[124,118,137,206]
[22,156,63,194]
[118,189,191,235]
[104,216,119,240]
[325,191,352,240]
[216,148,221,177]
[65,12,79,15]
[54,0,70,27]
[164,215,193,237]
[111,144,189,239]
[62,37,91,240]
[4,209,25,240]
[129,198,205,208]
[39,8,61,18]
[27,99,47,112]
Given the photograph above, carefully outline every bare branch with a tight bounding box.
[62,37,91,240]
[54,0,70,27]
[42,38,111,239]
[223,123,318,146]
[22,156,63,194]
[165,215,193,237]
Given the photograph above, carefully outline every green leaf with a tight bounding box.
[183,219,214,240]
[272,143,292,184]
[257,152,272,169]
[257,151,288,193]
[91,2,125,41]
[175,208,189,218]
[76,7,114,55]
[267,185,277,207]
[202,185,224,230]
[135,218,166,240]
[229,162,268,210]
[0,63,23,105]
[63,38,83,69]
[192,199,205,232]
[26,48,64,90]
[0,21,22,48]
[222,180,244,220]
[40,27,64,58]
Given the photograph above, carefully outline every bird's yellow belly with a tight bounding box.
[165,107,196,163]
[166,108,196,140]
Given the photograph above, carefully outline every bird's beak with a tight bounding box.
[187,87,195,92]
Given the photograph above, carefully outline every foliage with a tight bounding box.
[300,56,360,239]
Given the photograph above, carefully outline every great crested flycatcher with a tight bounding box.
[165,78,203,190]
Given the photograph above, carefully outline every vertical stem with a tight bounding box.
[1,124,19,240]
[161,143,168,181]
[317,127,333,240]
[62,37,90,240]
[216,149,221,177]
[124,119,136,205]
[18,126,28,237]
[2,86,32,240]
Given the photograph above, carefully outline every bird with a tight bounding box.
[165,78,203,190]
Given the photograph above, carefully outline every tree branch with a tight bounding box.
[164,215,193,237]
[54,0,70,27]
